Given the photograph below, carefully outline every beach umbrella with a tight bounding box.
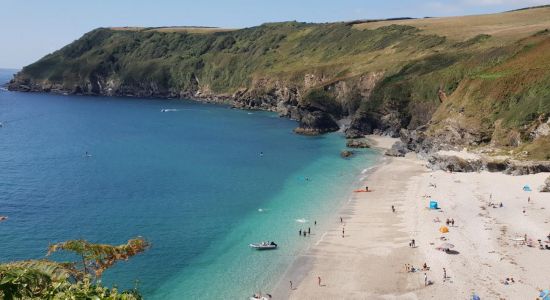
[471,294,480,300]
[439,226,449,233]
[540,289,550,300]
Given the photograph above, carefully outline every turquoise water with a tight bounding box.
[0,69,378,298]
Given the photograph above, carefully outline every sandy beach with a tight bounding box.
[272,136,550,299]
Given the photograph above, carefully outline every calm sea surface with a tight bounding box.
[0,69,378,299]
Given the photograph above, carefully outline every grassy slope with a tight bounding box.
[14,7,550,159]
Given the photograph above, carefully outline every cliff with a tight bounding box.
[8,7,550,159]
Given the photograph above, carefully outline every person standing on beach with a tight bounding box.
[299,229,302,236]
[308,227,311,234]
[391,205,395,213]
[424,273,428,286]
[342,227,345,237]
[443,268,446,282]
[314,220,317,226]
[290,281,293,290]
[318,276,321,286]
[340,217,343,223]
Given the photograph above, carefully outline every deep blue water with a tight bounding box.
[0,69,377,298]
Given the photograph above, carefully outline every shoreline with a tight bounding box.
[271,135,550,299]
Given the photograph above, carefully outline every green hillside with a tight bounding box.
[9,6,550,159]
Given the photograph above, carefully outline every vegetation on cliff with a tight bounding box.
[9,6,550,159]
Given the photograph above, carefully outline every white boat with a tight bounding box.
[249,241,277,250]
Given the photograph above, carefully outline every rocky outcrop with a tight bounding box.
[293,111,339,135]
[503,160,550,175]
[346,139,370,148]
[385,141,409,157]
[426,151,550,175]
[427,153,484,172]
[539,176,550,192]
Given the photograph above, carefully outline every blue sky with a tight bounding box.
[0,0,548,68]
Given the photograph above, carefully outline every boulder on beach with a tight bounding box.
[539,176,550,192]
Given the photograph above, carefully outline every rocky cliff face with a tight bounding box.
[8,69,388,136]
[7,16,550,160]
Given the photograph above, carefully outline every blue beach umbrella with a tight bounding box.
[540,289,550,300]
[471,294,480,300]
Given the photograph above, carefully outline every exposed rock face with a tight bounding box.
[293,111,339,135]
[346,139,370,148]
[503,160,550,175]
[426,151,550,175]
[427,153,483,172]
[539,176,550,192]
[385,141,409,157]
[340,150,354,158]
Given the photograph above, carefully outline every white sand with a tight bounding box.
[272,136,550,299]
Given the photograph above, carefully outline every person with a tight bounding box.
[411,239,416,247]
[443,268,446,282]
[500,202,503,208]
[490,193,492,200]
[299,229,302,236]
[308,227,311,234]
[303,231,306,237]
[260,152,264,157]
[318,276,321,286]
[523,208,526,214]
[314,220,317,226]
[528,196,530,203]
[340,217,343,223]
[342,227,345,238]
[451,219,455,227]
[391,205,395,213]
[290,280,293,290]
[365,186,369,192]
[424,273,428,286]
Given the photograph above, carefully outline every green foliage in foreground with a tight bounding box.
[0,238,149,300]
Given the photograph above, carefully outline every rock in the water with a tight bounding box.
[340,150,354,158]
[346,139,370,148]
[539,176,550,192]
[385,141,409,157]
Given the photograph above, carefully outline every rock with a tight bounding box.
[427,153,483,172]
[346,139,370,148]
[483,159,508,172]
[539,176,550,192]
[293,111,339,135]
[340,150,354,158]
[503,160,550,175]
[344,128,364,139]
[385,141,409,157]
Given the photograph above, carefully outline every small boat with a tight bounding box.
[249,241,277,250]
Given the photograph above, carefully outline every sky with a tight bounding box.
[0,0,548,69]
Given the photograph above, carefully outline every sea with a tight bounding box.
[0,68,378,299]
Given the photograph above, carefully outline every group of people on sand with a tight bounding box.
[405,262,430,273]
[445,218,455,227]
